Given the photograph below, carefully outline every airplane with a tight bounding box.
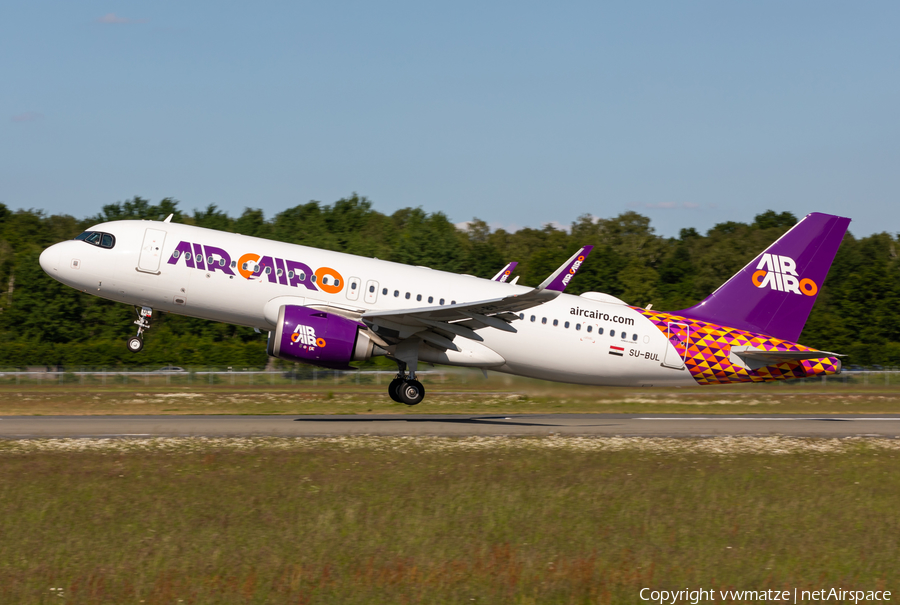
[39,211,849,405]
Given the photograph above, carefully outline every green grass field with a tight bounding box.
[1,369,899,415]
[0,437,897,604]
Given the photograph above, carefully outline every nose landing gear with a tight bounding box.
[388,361,425,406]
[127,306,153,353]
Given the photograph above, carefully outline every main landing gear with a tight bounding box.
[127,306,152,353]
[388,362,425,406]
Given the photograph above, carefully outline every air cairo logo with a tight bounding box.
[290,324,326,349]
[167,241,344,295]
[751,253,817,296]
[561,255,586,287]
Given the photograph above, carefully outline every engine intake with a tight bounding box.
[267,305,379,369]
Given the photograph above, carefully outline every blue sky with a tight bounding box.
[3,1,898,238]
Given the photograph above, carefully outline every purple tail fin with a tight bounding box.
[491,262,518,282]
[675,212,850,342]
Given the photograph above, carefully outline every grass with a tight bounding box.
[0,436,897,603]
[1,370,900,415]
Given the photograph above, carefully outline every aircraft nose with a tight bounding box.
[39,244,60,275]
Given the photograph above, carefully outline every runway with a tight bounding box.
[2,414,900,438]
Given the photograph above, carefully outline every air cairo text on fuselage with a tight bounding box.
[167,241,344,295]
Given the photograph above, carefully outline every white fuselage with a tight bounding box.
[40,220,697,387]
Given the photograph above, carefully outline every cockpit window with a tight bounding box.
[75,231,116,249]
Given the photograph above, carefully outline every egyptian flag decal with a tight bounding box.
[609,345,624,357]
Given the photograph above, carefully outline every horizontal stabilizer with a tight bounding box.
[729,345,842,370]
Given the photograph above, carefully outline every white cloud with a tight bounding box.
[96,13,147,24]
[11,112,43,122]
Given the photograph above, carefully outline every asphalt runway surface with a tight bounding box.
[2,414,900,438]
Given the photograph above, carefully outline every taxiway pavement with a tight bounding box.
[1,414,900,438]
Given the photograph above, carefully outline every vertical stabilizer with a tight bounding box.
[675,212,850,342]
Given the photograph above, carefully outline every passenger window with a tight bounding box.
[351,282,357,290]
[276,269,283,277]
[311,274,316,282]
[598,327,604,335]
[519,313,524,319]
[564,321,570,329]
[382,288,388,295]
[633,334,638,341]
[440,298,445,305]
[393,290,399,297]
[369,285,375,293]
[587,325,593,333]
[288,271,294,279]
[542,317,547,324]
[416,294,422,301]
[530,315,536,322]
[265,267,272,275]
[576,323,581,331]
[610,330,615,337]
[206,256,213,265]
[334,279,340,287]
[553,319,558,326]
[322,277,329,285]
[451,300,456,304]
[173,250,181,258]
[231,261,237,268]
[299,272,306,280]
[100,234,114,248]
[219,258,225,267]
[405,292,410,299]
[195,254,202,263]
[428,296,433,303]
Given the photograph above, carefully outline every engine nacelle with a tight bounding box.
[267,305,378,369]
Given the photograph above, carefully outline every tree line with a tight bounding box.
[0,195,897,368]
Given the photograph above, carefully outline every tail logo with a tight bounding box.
[751,254,818,296]
[562,255,586,287]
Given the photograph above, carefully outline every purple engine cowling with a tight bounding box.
[267,305,378,369]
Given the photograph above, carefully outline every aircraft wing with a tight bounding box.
[361,246,593,351]
[728,345,843,370]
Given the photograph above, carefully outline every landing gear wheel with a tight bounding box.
[398,379,425,406]
[127,336,144,353]
[388,378,404,403]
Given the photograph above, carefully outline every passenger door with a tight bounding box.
[137,228,167,274]
[662,322,690,369]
